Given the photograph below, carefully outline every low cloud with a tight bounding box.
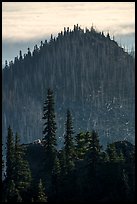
[2,2,135,64]
[2,2,135,41]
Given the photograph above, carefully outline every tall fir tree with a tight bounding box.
[42,88,57,166]
[64,109,75,173]
[4,127,17,202]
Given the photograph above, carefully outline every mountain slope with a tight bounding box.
[2,25,135,147]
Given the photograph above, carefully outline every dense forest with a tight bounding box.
[2,89,135,202]
[2,24,135,149]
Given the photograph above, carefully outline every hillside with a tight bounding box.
[2,24,135,147]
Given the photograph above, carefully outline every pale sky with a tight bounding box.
[2,2,135,65]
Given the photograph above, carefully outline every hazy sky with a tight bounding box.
[2,2,135,65]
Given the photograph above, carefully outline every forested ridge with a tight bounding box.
[2,24,135,146]
[2,89,135,202]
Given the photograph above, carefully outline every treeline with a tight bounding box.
[2,127,32,202]
[2,24,135,147]
[2,89,135,202]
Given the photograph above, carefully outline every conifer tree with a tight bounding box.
[27,47,31,57]
[19,50,23,60]
[6,180,18,202]
[42,89,57,165]
[37,179,47,202]
[52,155,61,178]
[106,143,118,162]
[106,143,125,163]
[85,131,92,151]
[86,130,102,172]
[107,32,110,39]
[118,151,125,162]
[4,60,8,69]
[90,130,102,161]
[14,132,31,193]
[75,132,87,159]
[2,143,4,175]
[58,149,66,176]
[5,131,31,201]
[4,127,16,202]
[52,155,61,196]
[64,109,75,173]
[6,126,15,183]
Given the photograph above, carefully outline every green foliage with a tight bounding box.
[85,131,92,151]
[52,155,61,176]
[3,126,134,202]
[75,132,87,159]
[42,89,57,164]
[3,129,31,202]
[64,109,75,173]
[86,130,102,168]
[37,179,47,202]
[14,132,32,191]
[51,156,61,198]
[3,127,15,202]
[58,149,66,176]
[106,143,118,162]
[6,126,15,182]
[106,142,128,163]
[5,179,22,202]
[2,90,135,202]
[3,24,135,153]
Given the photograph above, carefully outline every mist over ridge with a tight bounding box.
[2,24,135,148]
